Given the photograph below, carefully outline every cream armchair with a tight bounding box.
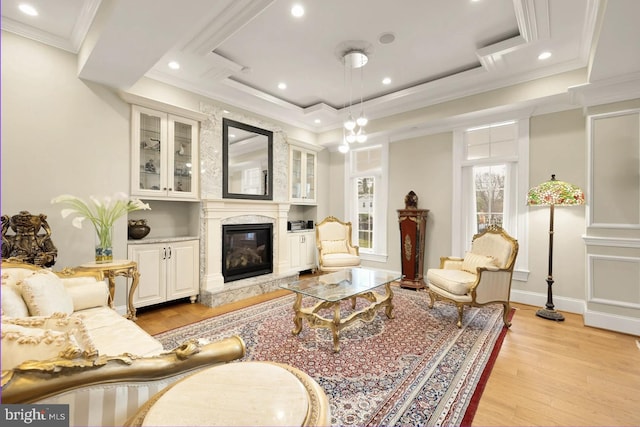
[316,216,361,272]
[426,225,518,328]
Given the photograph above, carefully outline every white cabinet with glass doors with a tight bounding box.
[131,105,199,200]
[289,146,317,204]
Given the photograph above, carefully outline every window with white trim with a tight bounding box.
[347,143,389,262]
[453,119,529,280]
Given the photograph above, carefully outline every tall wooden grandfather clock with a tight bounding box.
[397,191,429,289]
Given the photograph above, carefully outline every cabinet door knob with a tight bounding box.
[168,247,172,259]
[162,248,167,260]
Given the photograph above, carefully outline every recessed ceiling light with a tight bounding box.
[538,51,552,60]
[168,61,180,70]
[314,119,321,124]
[291,4,304,17]
[379,32,396,45]
[278,82,287,90]
[223,110,230,114]
[382,77,392,85]
[19,4,38,16]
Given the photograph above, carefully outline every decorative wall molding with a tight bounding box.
[583,235,640,248]
[587,108,640,228]
[587,254,640,309]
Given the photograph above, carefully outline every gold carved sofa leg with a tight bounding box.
[502,302,512,328]
[427,290,436,308]
[456,304,464,328]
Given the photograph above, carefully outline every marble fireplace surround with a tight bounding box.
[198,103,298,307]
[199,200,297,307]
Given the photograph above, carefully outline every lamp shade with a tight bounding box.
[527,174,585,206]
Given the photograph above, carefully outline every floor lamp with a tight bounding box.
[527,174,585,321]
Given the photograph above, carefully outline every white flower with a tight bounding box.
[52,193,151,247]
[71,216,85,229]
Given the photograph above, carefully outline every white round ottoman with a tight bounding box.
[125,361,330,426]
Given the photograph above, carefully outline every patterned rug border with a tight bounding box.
[154,287,512,426]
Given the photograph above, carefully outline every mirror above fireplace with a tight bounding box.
[223,118,273,200]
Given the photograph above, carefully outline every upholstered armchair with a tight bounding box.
[426,225,518,328]
[315,216,361,272]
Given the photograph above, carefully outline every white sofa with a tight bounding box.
[1,260,246,426]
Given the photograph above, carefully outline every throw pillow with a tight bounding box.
[1,313,98,370]
[1,283,30,317]
[322,240,349,254]
[63,278,109,311]
[461,252,499,274]
[19,270,74,316]
[2,268,37,287]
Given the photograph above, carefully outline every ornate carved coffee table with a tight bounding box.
[280,268,400,352]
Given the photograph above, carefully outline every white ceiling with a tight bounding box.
[2,0,640,134]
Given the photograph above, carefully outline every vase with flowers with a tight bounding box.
[52,193,150,263]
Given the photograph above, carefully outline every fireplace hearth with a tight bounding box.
[222,223,273,282]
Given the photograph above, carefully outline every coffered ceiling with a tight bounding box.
[2,0,640,134]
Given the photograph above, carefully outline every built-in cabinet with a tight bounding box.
[127,238,199,308]
[131,105,199,200]
[289,146,317,204]
[288,230,316,272]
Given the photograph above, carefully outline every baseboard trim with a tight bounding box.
[511,289,586,314]
[583,310,640,336]
[511,289,640,335]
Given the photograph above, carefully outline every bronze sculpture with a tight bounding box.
[1,211,58,267]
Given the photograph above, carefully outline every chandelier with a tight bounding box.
[339,49,368,153]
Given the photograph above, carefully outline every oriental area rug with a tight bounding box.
[154,287,512,426]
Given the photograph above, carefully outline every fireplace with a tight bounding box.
[222,223,273,282]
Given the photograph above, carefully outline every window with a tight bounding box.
[453,119,529,280]
[347,144,389,262]
[357,177,374,249]
[473,164,505,231]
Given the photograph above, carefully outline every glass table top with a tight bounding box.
[281,268,401,302]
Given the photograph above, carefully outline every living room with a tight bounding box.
[2,0,640,425]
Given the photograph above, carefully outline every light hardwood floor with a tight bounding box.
[135,291,640,426]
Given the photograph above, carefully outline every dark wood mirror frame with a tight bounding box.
[222,118,273,200]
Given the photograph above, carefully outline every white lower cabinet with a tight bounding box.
[127,239,199,308]
[288,231,316,272]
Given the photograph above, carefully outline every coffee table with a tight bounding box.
[280,268,401,352]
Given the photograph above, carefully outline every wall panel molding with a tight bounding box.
[587,254,640,309]
[583,235,640,248]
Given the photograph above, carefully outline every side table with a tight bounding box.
[77,260,140,320]
[124,361,331,426]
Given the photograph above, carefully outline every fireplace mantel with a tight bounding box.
[201,199,291,294]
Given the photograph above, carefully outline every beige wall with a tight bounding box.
[524,110,587,304]
[1,32,131,269]
[384,133,452,272]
